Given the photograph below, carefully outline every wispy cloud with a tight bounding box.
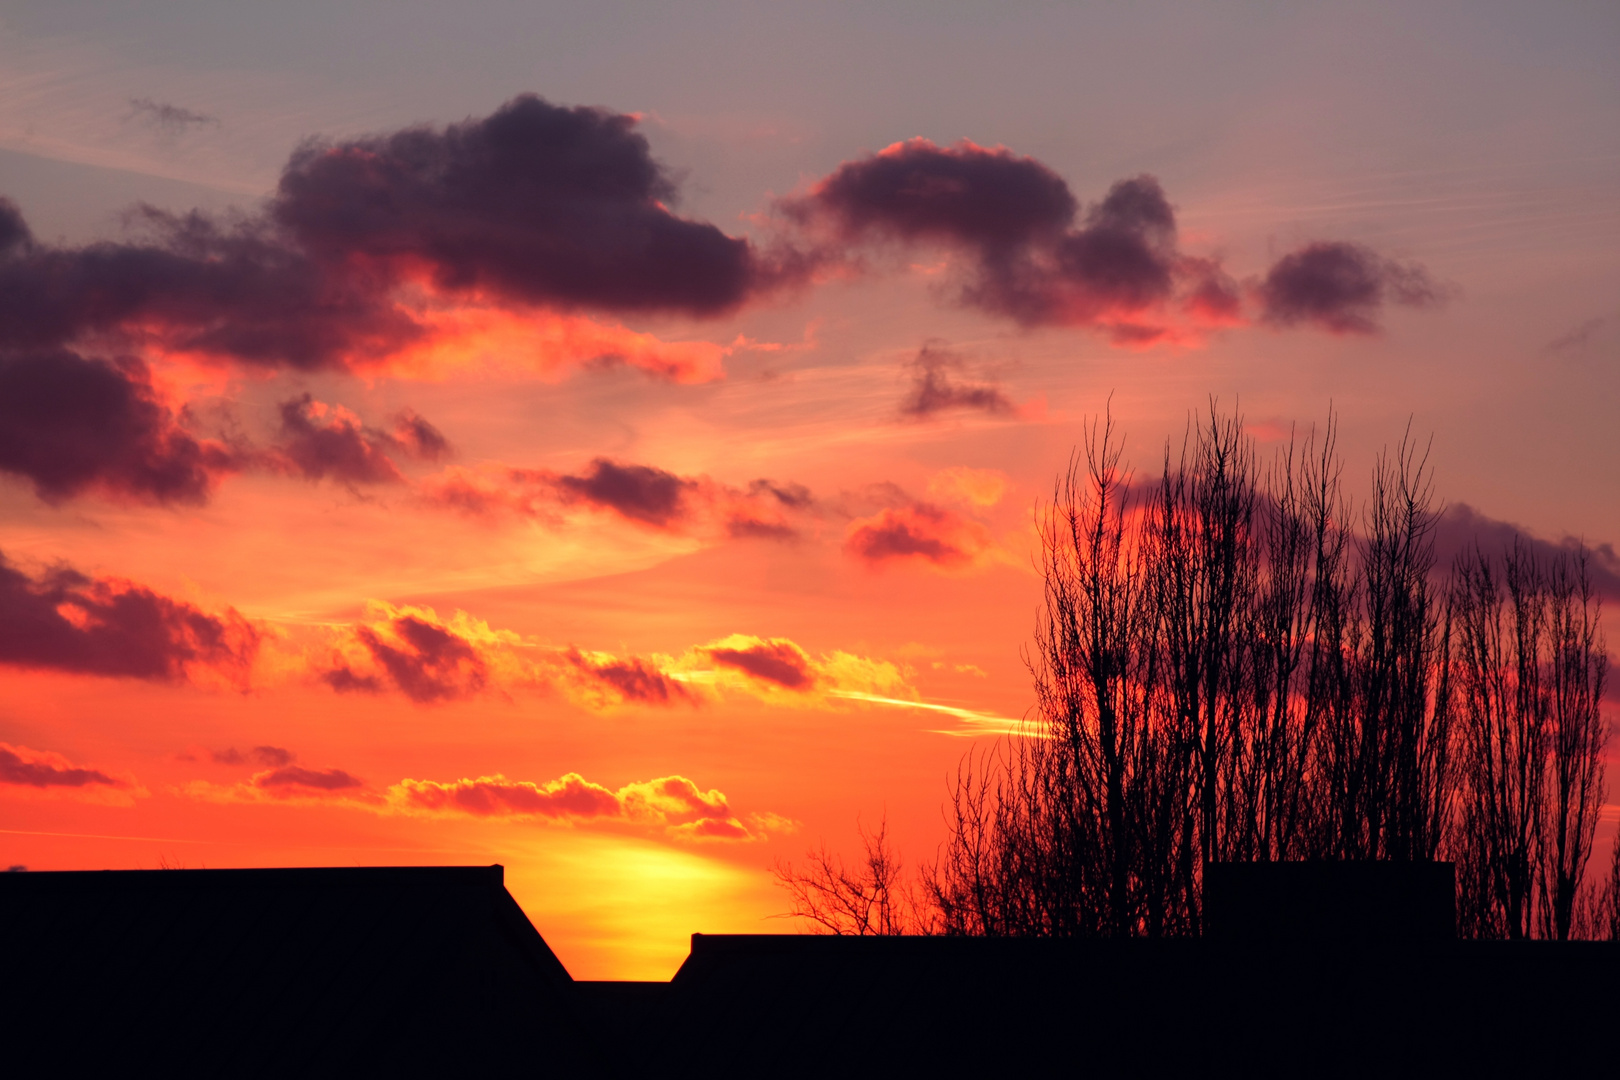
[828,691,1031,737]
[125,97,220,135]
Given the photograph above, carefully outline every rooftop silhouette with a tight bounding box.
[3,863,1612,1077]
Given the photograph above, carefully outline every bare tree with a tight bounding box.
[1450,543,1545,938]
[774,817,919,935]
[1450,539,1611,939]
[1320,432,1454,863]
[1241,417,1353,863]
[924,745,1031,936]
[1146,407,1257,881]
[1593,830,1620,941]
[1028,413,1157,936]
[912,409,1608,942]
[1537,548,1609,939]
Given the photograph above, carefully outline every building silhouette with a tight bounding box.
[3,864,1613,1076]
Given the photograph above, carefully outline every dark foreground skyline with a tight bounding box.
[4,863,1614,1076]
[1,1,1616,977]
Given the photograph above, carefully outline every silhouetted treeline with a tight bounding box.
[782,409,1614,939]
[1451,540,1611,938]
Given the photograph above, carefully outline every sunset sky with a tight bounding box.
[2,0,1617,977]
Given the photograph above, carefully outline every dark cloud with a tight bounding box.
[425,460,810,541]
[397,772,624,819]
[554,458,693,527]
[1432,503,1620,603]
[848,512,957,562]
[0,205,422,370]
[568,649,691,705]
[0,197,29,256]
[0,349,241,504]
[415,467,560,521]
[253,765,363,791]
[211,745,294,768]
[1181,256,1244,323]
[0,550,259,682]
[792,140,1447,342]
[845,501,986,568]
[269,393,406,486]
[747,479,813,509]
[391,410,451,461]
[127,97,220,135]
[0,95,785,378]
[707,639,814,689]
[724,479,814,539]
[0,744,120,788]
[1544,316,1606,354]
[272,94,767,317]
[328,614,488,703]
[0,342,447,506]
[1039,175,1179,316]
[789,141,1183,329]
[263,396,450,489]
[724,516,799,541]
[899,343,1014,419]
[322,666,385,694]
[1258,241,1444,334]
[394,772,749,839]
[254,745,295,767]
[797,137,1077,251]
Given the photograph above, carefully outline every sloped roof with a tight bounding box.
[0,865,596,1076]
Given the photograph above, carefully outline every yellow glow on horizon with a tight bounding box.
[502,831,775,980]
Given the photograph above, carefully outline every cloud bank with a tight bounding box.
[0,105,1446,397]
[784,138,1442,340]
[307,600,912,711]
[0,96,788,379]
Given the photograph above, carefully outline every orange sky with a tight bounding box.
[2,2,1617,978]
